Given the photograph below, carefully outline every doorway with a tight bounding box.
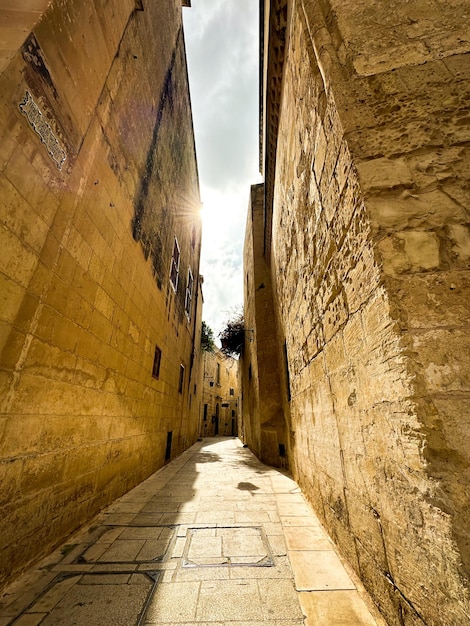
[215,403,219,435]
[165,431,172,462]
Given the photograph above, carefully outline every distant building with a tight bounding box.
[201,349,239,437]
[0,0,202,589]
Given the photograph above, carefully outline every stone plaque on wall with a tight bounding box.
[19,91,67,169]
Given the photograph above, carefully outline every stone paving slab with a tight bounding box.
[288,550,356,591]
[299,590,379,625]
[0,437,385,626]
[284,526,332,551]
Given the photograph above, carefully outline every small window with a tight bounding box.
[216,363,220,385]
[170,236,180,291]
[248,364,252,380]
[232,410,235,417]
[152,345,162,379]
[203,404,208,420]
[229,388,234,396]
[185,267,193,318]
[194,384,197,395]
[178,364,185,393]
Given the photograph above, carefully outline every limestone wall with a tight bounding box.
[247,0,470,624]
[0,0,202,588]
[242,183,288,467]
[0,1,54,73]
[241,189,261,453]
[201,349,239,438]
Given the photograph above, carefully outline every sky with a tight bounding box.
[183,0,261,343]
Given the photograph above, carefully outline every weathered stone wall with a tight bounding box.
[201,348,239,438]
[242,183,288,467]
[241,188,261,453]
[329,6,470,610]
[246,0,470,624]
[0,1,54,74]
[0,0,202,588]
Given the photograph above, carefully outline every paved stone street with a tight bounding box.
[0,438,383,626]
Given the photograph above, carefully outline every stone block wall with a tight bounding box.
[242,183,288,467]
[0,0,53,73]
[0,0,202,588]
[246,0,470,624]
[241,188,261,453]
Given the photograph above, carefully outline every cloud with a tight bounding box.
[183,0,260,341]
[198,185,250,339]
[184,0,259,188]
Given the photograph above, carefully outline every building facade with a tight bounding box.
[201,348,239,438]
[0,0,203,588]
[243,1,470,625]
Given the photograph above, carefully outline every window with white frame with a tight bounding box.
[185,267,193,318]
[170,236,180,291]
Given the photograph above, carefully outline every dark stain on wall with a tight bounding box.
[132,30,181,290]
[130,24,199,318]
[21,33,78,159]
[22,34,59,101]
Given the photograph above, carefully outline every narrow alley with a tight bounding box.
[0,438,382,626]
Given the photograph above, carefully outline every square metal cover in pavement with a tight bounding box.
[182,526,274,567]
